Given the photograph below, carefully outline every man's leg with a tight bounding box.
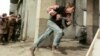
[31,27,53,53]
[48,20,63,50]
[33,28,53,48]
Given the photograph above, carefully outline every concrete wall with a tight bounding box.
[17,0,38,41]
[75,0,83,25]
[74,0,84,38]
[87,0,94,44]
[99,0,100,28]
[93,0,99,36]
[86,0,99,44]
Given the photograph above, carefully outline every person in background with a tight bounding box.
[0,17,3,43]
[8,14,17,42]
[1,15,9,45]
[65,2,74,26]
[15,14,22,41]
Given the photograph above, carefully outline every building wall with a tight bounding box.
[74,0,84,39]
[10,0,100,44]
[93,0,99,36]
[86,0,94,44]
[99,0,100,28]
[17,0,38,41]
[75,0,83,25]
[86,0,99,44]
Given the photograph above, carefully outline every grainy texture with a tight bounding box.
[0,39,88,56]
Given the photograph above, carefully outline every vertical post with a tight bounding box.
[93,0,99,36]
[99,0,100,28]
[83,11,87,26]
[82,0,87,26]
[86,0,94,44]
[34,0,41,43]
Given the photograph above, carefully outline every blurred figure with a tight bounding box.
[1,16,9,45]
[15,14,21,41]
[0,17,3,43]
[2,13,7,18]
[65,2,74,26]
[8,14,17,42]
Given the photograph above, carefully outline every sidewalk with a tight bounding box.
[0,39,88,56]
[34,39,88,56]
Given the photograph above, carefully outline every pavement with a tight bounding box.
[92,39,100,56]
[0,39,89,56]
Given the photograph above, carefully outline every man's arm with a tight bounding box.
[48,9,57,16]
[47,4,59,13]
[47,4,60,16]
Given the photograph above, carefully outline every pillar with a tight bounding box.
[20,0,38,41]
[99,0,100,28]
[86,0,94,44]
[74,0,84,39]
[93,0,99,37]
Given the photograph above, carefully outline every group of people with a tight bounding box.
[0,13,21,45]
[30,2,74,53]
